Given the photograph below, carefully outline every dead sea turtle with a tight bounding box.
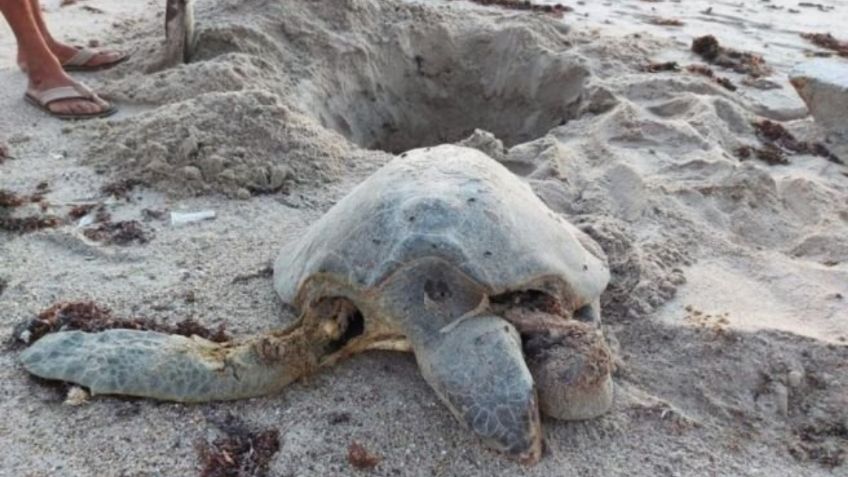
[21,145,613,463]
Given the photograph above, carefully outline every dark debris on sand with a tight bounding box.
[83,219,151,245]
[17,301,230,347]
[347,441,381,471]
[686,64,737,91]
[0,190,26,208]
[197,413,281,477]
[77,205,154,246]
[642,61,737,92]
[648,17,684,26]
[0,215,61,233]
[735,145,789,166]
[464,0,572,16]
[642,61,680,73]
[801,32,848,57]
[788,421,847,468]
[753,120,843,164]
[0,142,9,164]
[1,188,60,233]
[797,2,835,12]
[231,265,274,284]
[68,203,97,219]
[101,178,145,201]
[736,120,844,166]
[691,35,772,77]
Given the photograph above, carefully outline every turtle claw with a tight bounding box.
[415,315,543,463]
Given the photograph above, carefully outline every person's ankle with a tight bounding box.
[48,41,77,58]
[27,68,69,91]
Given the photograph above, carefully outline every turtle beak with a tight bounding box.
[414,314,543,464]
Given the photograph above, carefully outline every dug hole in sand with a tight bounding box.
[0,0,846,475]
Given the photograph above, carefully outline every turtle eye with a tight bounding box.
[424,279,452,302]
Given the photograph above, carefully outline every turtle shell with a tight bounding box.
[273,145,609,313]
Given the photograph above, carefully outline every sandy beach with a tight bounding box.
[1,0,847,475]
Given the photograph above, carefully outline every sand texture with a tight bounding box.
[1,0,847,476]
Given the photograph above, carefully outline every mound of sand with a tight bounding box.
[82,0,593,196]
[87,90,361,197]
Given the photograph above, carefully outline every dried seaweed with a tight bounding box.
[348,441,381,471]
[642,61,680,73]
[83,220,151,245]
[0,215,61,233]
[801,32,848,57]
[101,178,145,201]
[1,187,60,233]
[692,35,772,77]
[753,120,843,164]
[735,145,789,166]
[20,300,230,346]
[0,190,26,207]
[788,421,847,468]
[198,414,281,477]
[686,64,737,91]
[462,0,572,16]
[648,17,684,26]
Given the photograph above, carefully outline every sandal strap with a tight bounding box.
[63,48,98,67]
[28,82,97,107]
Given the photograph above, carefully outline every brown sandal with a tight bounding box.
[24,82,117,120]
[62,47,130,72]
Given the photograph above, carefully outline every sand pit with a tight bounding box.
[1,0,847,475]
[82,0,591,196]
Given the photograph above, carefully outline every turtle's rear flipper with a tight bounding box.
[20,329,310,402]
[148,0,195,72]
[416,315,543,464]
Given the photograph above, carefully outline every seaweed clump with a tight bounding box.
[18,301,230,346]
[197,414,281,477]
[692,35,772,77]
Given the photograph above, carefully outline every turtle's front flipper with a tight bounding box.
[499,305,614,421]
[20,328,314,402]
[416,315,543,464]
[519,319,614,421]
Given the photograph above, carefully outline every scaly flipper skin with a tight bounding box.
[20,328,315,402]
[416,316,542,463]
[376,258,543,463]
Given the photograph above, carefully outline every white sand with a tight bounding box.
[1,0,847,476]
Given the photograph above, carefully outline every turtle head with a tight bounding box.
[377,258,543,463]
[415,315,543,463]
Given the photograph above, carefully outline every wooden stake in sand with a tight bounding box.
[149,0,196,71]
